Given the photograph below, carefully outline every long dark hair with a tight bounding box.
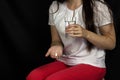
[54,0,112,51]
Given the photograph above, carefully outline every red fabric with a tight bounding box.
[26,61,106,80]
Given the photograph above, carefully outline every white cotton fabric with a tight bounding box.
[48,0,112,68]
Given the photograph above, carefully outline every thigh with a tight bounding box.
[46,64,106,80]
[26,61,68,80]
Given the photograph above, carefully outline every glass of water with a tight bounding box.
[64,17,76,37]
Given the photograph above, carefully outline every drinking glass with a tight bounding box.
[64,17,76,37]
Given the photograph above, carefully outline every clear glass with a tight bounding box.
[64,17,76,37]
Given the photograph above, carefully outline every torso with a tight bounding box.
[50,1,107,68]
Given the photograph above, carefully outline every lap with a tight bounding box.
[26,61,106,80]
[46,64,106,80]
[26,61,68,80]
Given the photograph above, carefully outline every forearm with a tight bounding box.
[85,30,116,50]
[50,26,63,47]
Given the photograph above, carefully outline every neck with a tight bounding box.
[67,0,82,10]
[68,0,82,5]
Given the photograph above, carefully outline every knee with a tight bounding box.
[45,76,57,80]
[45,74,63,80]
[26,69,45,80]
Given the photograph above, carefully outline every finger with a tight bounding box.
[72,35,82,37]
[51,52,60,59]
[68,31,82,37]
[72,33,82,37]
[74,30,82,34]
[45,52,49,57]
[69,24,79,27]
[73,27,82,31]
[50,52,56,58]
[66,27,74,31]
[73,31,81,35]
[54,52,61,59]
[67,26,81,32]
[55,52,58,57]
[45,50,50,57]
[67,30,74,34]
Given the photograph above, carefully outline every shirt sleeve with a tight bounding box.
[48,1,58,26]
[94,1,113,27]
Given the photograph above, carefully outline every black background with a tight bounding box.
[0,0,120,80]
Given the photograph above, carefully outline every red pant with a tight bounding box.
[26,61,106,80]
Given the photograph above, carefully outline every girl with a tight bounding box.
[26,0,116,80]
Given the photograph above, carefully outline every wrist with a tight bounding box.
[51,41,63,47]
[83,29,89,39]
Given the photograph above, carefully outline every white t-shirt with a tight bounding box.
[48,0,112,68]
